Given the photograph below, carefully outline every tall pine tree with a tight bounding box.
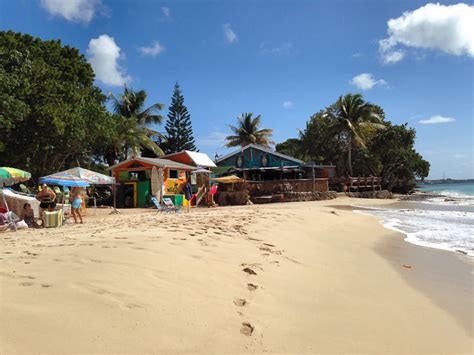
[164,83,197,153]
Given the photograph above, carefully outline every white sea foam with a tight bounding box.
[356,207,474,257]
[422,192,474,206]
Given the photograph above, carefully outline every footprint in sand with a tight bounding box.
[240,322,254,336]
[19,282,34,286]
[233,298,247,307]
[41,284,52,288]
[247,283,258,291]
[242,267,257,275]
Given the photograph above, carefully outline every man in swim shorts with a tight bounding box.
[71,187,84,224]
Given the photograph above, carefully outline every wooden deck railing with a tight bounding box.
[329,176,382,191]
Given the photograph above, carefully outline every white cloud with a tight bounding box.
[350,73,387,90]
[223,23,237,43]
[162,7,170,18]
[419,115,456,124]
[379,3,474,64]
[139,41,165,57]
[87,34,131,87]
[199,131,228,147]
[260,42,292,55]
[40,0,101,24]
[282,101,293,109]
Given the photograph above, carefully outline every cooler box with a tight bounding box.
[43,210,63,228]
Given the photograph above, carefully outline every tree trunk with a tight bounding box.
[347,136,353,176]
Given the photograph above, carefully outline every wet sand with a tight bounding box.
[0,197,472,353]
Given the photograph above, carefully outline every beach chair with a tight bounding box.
[162,197,181,213]
[150,196,170,213]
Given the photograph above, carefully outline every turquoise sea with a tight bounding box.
[418,182,474,199]
[356,182,474,257]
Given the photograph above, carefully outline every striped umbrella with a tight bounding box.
[40,172,90,187]
[0,167,31,187]
[0,167,32,230]
[62,167,115,185]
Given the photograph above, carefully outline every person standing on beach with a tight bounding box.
[36,184,57,214]
[184,180,193,213]
[71,187,84,224]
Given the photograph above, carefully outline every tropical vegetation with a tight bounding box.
[106,86,165,163]
[225,113,274,148]
[276,94,430,193]
[0,31,111,176]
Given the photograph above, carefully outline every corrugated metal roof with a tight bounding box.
[161,150,217,168]
[186,151,217,168]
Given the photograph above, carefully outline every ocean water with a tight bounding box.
[356,182,474,257]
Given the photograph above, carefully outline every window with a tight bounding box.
[169,170,178,179]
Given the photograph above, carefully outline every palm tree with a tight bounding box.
[111,86,165,124]
[104,115,164,166]
[325,94,385,176]
[110,86,165,160]
[225,113,274,148]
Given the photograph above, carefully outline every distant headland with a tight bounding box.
[420,178,474,185]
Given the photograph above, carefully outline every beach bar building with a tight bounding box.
[109,157,195,208]
[215,144,335,204]
[215,144,335,183]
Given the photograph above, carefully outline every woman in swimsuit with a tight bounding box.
[36,184,57,214]
[71,187,83,224]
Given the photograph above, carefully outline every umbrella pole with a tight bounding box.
[93,185,97,216]
[62,186,66,225]
[109,183,120,215]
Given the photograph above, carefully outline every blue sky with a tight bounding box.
[1,0,473,179]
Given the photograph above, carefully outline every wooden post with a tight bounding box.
[311,164,315,193]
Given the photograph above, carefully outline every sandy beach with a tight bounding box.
[0,197,472,354]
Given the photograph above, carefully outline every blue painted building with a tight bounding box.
[215,144,307,181]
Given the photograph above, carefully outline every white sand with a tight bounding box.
[0,197,472,353]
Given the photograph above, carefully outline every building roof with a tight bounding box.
[108,157,196,171]
[161,150,217,168]
[216,144,304,165]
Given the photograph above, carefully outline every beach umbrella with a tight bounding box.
[0,167,31,187]
[61,167,115,185]
[40,172,90,187]
[0,167,31,231]
[193,167,212,174]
